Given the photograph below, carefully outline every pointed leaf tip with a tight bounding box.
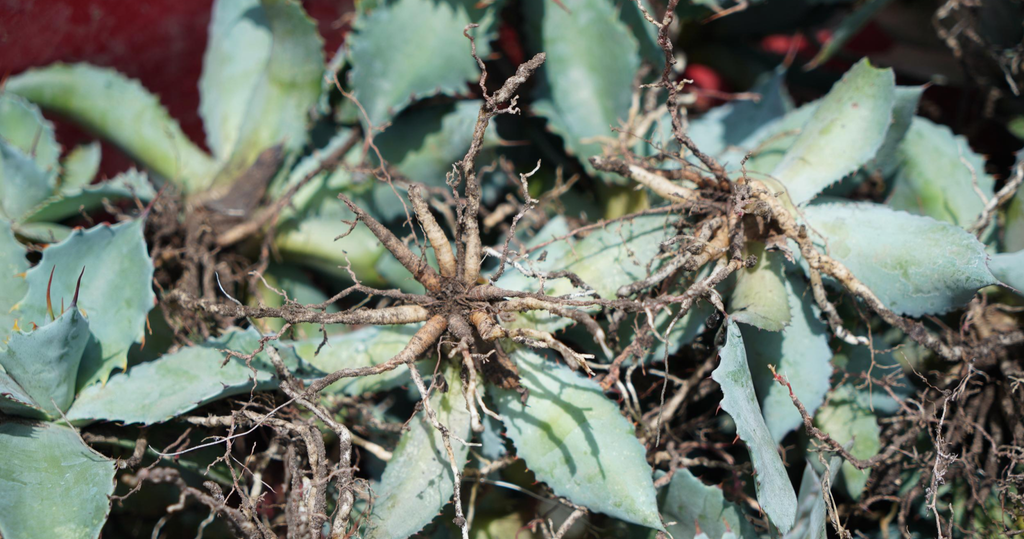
[71,266,85,308]
[45,266,55,322]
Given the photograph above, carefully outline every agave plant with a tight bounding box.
[2,0,1023,538]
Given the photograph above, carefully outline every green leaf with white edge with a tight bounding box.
[209,0,325,184]
[0,221,28,346]
[772,59,895,205]
[60,142,102,191]
[362,363,471,539]
[5,64,215,193]
[0,367,47,419]
[888,117,995,228]
[712,319,798,533]
[0,421,115,539]
[290,325,421,396]
[525,0,640,183]
[730,243,791,331]
[989,250,1024,294]
[742,273,832,443]
[787,456,842,539]
[372,101,499,220]
[23,169,155,223]
[0,93,60,173]
[813,385,880,499]
[66,329,299,425]
[495,215,674,333]
[1,308,88,416]
[348,0,497,126]
[13,219,155,389]
[493,348,664,530]
[801,202,997,316]
[0,140,56,221]
[657,468,759,539]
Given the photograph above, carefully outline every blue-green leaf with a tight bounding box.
[348,0,497,126]
[60,142,102,191]
[1006,167,1024,252]
[787,456,842,539]
[0,93,60,174]
[362,363,471,539]
[13,219,155,389]
[0,221,28,346]
[525,0,640,182]
[1,308,88,416]
[0,421,116,539]
[730,243,791,331]
[22,169,155,223]
[989,250,1024,293]
[373,101,498,220]
[67,329,296,425]
[712,319,797,532]
[742,274,832,443]
[801,202,997,316]
[772,59,895,205]
[688,67,793,163]
[813,385,880,499]
[6,64,215,193]
[658,468,759,539]
[0,140,55,221]
[493,348,663,530]
[888,117,995,228]
[204,0,325,182]
[0,367,46,419]
[290,325,420,395]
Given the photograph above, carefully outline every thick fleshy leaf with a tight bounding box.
[618,0,665,69]
[658,468,759,539]
[772,59,895,205]
[787,456,842,539]
[0,367,46,419]
[888,117,995,228]
[67,329,296,425]
[10,221,72,243]
[0,421,115,539]
[373,101,498,219]
[204,0,324,182]
[5,64,215,193]
[274,205,388,286]
[362,363,471,539]
[495,215,674,332]
[493,348,663,530]
[290,325,420,396]
[348,0,496,125]
[813,386,880,499]
[990,250,1024,293]
[1,308,89,416]
[23,169,155,223]
[738,102,819,176]
[743,274,832,443]
[801,202,997,316]
[525,0,640,182]
[712,319,797,532]
[0,221,28,346]
[0,140,55,221]
[730,243,791,331]
[862,86,923,179]
[60,142,102,191]
[0,93,60,173]
[13,220,155,389]
[688,67,793,163]
[268,128,360,216]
